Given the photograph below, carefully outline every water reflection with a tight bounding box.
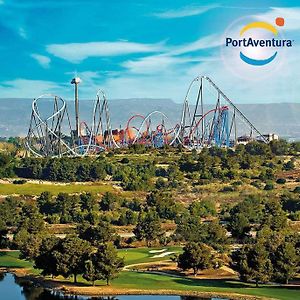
[0,273,228,300]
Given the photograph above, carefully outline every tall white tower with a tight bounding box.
[71,77,81,140]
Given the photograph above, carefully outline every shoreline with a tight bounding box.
[0,267,273,300]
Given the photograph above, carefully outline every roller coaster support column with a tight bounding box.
[71,77,81,141]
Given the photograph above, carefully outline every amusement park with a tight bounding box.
[25,75,276,157]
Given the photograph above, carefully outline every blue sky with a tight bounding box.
[0,0,299,103]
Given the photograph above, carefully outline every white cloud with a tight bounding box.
[255,7,300,31]
[121,33,222,75]
[153,4,218,19]
[0,79,61,98]
[46,41,165,63]
[122,54,218,75]
[31,54,51,68]
[99,42,300,104]
[18,27,27,39]
[122,55,189,74]
[171,34,223,55]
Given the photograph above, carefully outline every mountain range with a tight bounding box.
[0,98,299,141]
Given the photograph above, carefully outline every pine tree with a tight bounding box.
[83,243,124,285]
[233,242,273,287]
[178,242,213,275]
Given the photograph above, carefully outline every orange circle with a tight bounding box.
[275,17,284,26]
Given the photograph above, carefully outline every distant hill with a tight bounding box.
[0,98,300,140]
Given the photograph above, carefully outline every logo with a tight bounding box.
[225,17,293,66]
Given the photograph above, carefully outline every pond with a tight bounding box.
[0,273,229,300]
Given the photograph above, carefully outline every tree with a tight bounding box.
[232,242,273,287]
[189,199,216,218]
[175,216,228,250]
[245,142,271,156]
[90,162,107,180]
[178,242,213,275]
[78,221,117,245]
[133,210,163,246]
[100,192,119,211]
[55,193,81,223]
[228,195,264,239]
[261,199,287,231]
[117,209,138,226]
[175,215,204,242]
[0,197,21,227]
[34,236,61,277]
[205,220,228,251]
[80,193,98,212]
[14,229,42,260]
[270,140,289,155]
[146,191,181,220]
[53,236,91,283]
[83,243,124,285]
[18,203,45,234]
[229,213,251,240]
[37,191,55,215]
[273,241,300,284]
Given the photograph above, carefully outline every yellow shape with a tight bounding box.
[240,21,278,36]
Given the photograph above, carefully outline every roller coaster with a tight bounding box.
[25,76,267,157]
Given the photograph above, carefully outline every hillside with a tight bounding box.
[1,98,300,140]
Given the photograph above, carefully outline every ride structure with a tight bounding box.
[172,76,267,149]
[25,75,267,157]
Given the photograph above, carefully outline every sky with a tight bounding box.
[0,0,299,103]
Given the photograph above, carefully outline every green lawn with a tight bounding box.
[1,250,299,300]
[0,182,115,196]
[0,251,33,269]
[112,271,300,300]
[119,246,182,265]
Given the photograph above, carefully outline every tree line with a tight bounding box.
[0,140,298,193]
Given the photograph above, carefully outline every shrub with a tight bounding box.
[250,181,263,189]
[290,211,300,221]
[283,160,295,171]
[120,157,129,164]
[12,179,27,184]
[276,178,286,184]
[232,181,243,186]
[293,186,300,193]
[220,186,235,192]
[264,182,274,190]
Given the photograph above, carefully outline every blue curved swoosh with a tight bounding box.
[240,51,277,66]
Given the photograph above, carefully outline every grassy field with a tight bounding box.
[0,248,181,269]
[112,272,300,300]
[0,251,32,269]
[119,246,182,265]
[1,250,299,300]
[0,182,116,196]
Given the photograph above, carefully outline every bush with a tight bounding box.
[220,186,235,192]
[293,186,300,193]
[232,181,243,186]
[290,211,300,221]
[276,178,286,184]
[12,179,27,184]
[250,181,263,189]
[264,182,274,190]
[120,157,129,164]
[155,177,167,189]
[283,160,295,171]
